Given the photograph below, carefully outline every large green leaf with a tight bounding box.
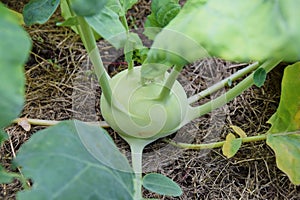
[143,0,300,78]
[23,0,60,25]
[15,120,134,199]
[0,3,31,143]
[266,62,300,185]
[85,7,127,49]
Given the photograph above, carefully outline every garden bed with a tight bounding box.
[1,0,299,199]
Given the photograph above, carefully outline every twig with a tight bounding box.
[13,118,109,128]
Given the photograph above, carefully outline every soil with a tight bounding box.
[1,1,300,199]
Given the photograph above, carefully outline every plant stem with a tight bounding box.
[165,134,267,150]
[188,61,259,104]
[120,15,129,32]
[159,65,183,101]
[120,15,135,71]
[130,142,146,200]
[76,16,113,104]
[184,58,281,124]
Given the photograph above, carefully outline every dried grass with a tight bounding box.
[1,1,299,199]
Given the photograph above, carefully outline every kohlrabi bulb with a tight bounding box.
[100,66,188,141]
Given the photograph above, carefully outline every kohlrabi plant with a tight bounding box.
[0,0,300,199]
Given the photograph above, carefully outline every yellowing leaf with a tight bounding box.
[267,63,300,133]
[222,133,242,158]
[294,110,300,130]
[7,8,24,25]
[266,62,300,185]
[267,133,300,185]
[230,125,247,138]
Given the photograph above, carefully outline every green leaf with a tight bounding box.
[60,0,80,33]
[144,22,161,41]
[0,166,18,184]
[59,1,101,40]
[23,0,60,25]
[222,133,242,158]
[143,173,182,197]
[107,0,137,16]
[0,4,31,132]
[7,8,24,25]
[121,0,138,15]
[74,121,133,173]
[156,3,180,27]
[144,0,180,40]
[141,28,208,79]
[85,7,127,49]
[15,120,134,199]
[124,32,145,66]
[56,16,78,27]
[0,130,8,144]
[266,62,300,185]
[70,0,108,17]
[253,68,267,87]
[144,0,300,78]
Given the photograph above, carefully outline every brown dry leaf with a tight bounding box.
[17,118,31,131]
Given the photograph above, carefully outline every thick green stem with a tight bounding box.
[188,61,259,104]
[76,16,113,104]
[165,134,267,150]
[184,59,281,124]
[129,142,147,200]
[159,65,183,101]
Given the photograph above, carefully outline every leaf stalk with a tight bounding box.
[165,134,267,150]
[76,16,113,104]
[130,143,146,200]
[188,61,259,104]
[159,65,183,101]
[184,58,282,124]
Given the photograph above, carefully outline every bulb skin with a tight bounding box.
[100,66,188,140]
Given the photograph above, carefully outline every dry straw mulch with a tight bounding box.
[1,0,299,199]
